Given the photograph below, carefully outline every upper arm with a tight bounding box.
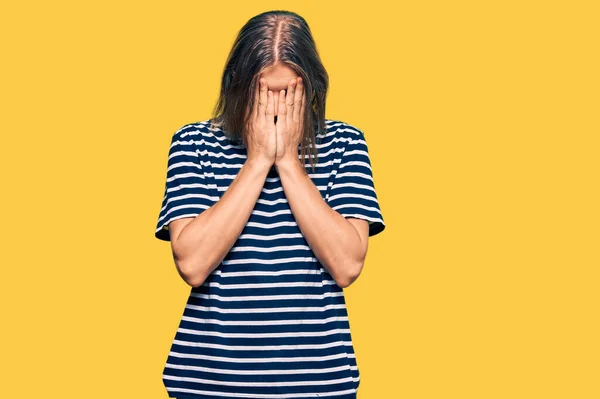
[168,217,195,249]
[154,124,217,242]
[327,124,386,237]
[347,217,369,261]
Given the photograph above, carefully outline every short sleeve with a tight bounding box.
[154,126,215,242]
[327,126,386,237]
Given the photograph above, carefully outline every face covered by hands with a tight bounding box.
[256,63,306,168]
[273,76,305,166]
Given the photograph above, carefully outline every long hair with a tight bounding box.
[209,10,329,173]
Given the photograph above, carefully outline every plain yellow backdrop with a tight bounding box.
[1,1,599,398]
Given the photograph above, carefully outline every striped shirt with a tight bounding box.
[155,119,385,399]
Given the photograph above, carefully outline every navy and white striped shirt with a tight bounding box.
[155,119,385,399]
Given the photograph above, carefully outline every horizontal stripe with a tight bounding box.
[184,303,347,314]
[165,386,358,399]
[165,361,355,375]
[168,350,353,363]
[180,315,349,326]
[176,327,351,339]
[171,339,353,352]
[163,373,356,388]
[189,292,344,302]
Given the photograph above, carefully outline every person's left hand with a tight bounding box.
[274,77,305,167]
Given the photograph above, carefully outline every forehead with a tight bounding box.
[260,63,299,90]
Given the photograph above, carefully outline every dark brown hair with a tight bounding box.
[209,10,329,173]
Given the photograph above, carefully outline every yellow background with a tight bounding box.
[2,1,599,398]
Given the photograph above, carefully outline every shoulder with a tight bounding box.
[167,119,219,155]
[172,119,214,141]
[324,119,367,148]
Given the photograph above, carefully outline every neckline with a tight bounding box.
[267,165,279,178]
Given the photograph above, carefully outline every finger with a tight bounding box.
[266,90,274,121]
[293,77,303,124]
[259,78,268,123]
[251,80,259,123]
[286,78,296,128]
[299,88,306,143]
[277,89,286,128]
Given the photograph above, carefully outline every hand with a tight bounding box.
[274,77,305,167]
[245,78,277,168]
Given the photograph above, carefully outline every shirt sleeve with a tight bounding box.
[327,126,386,237]
[155,126,215,242]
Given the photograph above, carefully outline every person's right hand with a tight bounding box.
[245,78,276,167]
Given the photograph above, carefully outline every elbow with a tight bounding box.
[186,276,205,289]
[180,263,208,288]
[335,259,364,289]
[176,256,211,288]
[172,242,218,288]
[178,252,226,288]
[180,266,203,288]
[336,274,357,289]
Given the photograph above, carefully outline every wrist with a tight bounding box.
[246,156,273,175]
[275,156,303,172]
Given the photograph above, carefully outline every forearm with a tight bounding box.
[174,158,271,285]
[276,159,364,287]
